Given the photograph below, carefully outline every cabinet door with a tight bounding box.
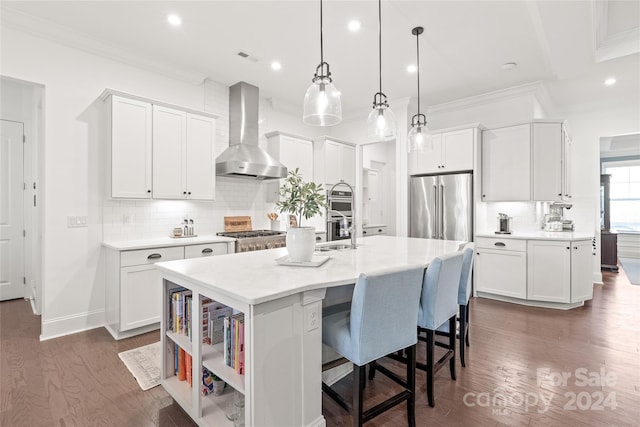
[527,240,571,303]
[341,144,356,186]
[111,96,152,198]
[185,113,216,200]
[325,141,342,185]
[410,133,442,175]
[441,128,473,173]
[481,124,531,201]
[120,265,162,331]
[563,129,572,201]
[280,136,313,182]
[475,248,527,298]
[532,122,563,201]
[571,240,593,303]
[152,106,186,199]
[184,243,228,258]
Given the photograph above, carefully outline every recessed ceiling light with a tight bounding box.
[167,14,182,26]
[604,77,617,86]
[348,20,361,32]
[501,62,518,71]
[271,61,282,71]
[407,64,417,73]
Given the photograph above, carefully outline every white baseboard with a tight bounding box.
[40,309,105,341]
[306,415,327,427]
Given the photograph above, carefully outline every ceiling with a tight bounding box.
[2,1,639,119]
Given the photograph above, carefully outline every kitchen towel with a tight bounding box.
[118,341,161,391]
[619,257,640,285]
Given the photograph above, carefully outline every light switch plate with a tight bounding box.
[67,215,88,228]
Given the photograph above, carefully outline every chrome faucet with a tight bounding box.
[328,180,356,249]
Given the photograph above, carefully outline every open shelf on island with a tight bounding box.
[166,330,193,355]
[202,342,245,394]
[201,389,237,426]
[162,376,193,413]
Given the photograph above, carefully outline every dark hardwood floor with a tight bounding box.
[1,266,639,427]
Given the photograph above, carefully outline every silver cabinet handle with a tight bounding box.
[494,242,506,247]
[432,184,437,238]
[147,253,162,259]
[202,248,213,254]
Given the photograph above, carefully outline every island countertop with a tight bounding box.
[155,235,465,306]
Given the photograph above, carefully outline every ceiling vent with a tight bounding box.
[237,51,259,63]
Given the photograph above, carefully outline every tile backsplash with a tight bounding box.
[103,179,278,240]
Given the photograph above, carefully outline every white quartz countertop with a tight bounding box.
[155,235,465,306]
[102,235,236,251]
[476,231,593,241]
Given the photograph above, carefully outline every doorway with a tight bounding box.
[0,76,43,313]
[361,140,396,235]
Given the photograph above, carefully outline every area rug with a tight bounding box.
[118,341,161,391]
[619,257,640,285]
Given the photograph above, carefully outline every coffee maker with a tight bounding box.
[543,202,574,231]
[495,213,512,234]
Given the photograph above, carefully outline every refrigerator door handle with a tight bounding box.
[440,183,445,239]
[433,184,438,238]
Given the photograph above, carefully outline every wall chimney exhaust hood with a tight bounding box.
[216,82,287,180]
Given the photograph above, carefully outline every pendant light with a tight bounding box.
[407,26,430,153]
[303,0,342,126]
[366,0,396,139]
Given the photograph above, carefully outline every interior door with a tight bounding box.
[0,119,25,300]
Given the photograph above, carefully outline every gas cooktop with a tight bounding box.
[217,230,285,239]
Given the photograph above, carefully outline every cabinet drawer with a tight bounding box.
[120,246,184,267]
[185,243,228,258]
[476,237,526,252]
[362,226,387,236]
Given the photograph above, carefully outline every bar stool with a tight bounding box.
[437,242,475,367]
[419,251,463,406]
[322,266,424,427]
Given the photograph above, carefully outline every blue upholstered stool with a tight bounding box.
[322,266,424,427]
[436,242,475,367]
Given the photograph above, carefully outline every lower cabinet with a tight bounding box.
[475,238,527,299]
[475,236,593,308]
[105,241,232,340]
[362,225,387,236]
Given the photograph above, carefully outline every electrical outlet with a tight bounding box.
[67,215,88,228]
[305,302,320,332]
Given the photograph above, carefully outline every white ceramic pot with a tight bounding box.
[286,226,316,262]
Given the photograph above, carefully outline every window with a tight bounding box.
[602,160,640,232]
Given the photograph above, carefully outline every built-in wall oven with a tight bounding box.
[326,189,353,241]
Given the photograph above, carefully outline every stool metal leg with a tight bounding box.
[448,316,457,381]
[426,329,435,407]
[352,364,366,427]
[459,304,467,367]
[406,344,416,427]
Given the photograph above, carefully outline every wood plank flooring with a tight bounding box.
[1,267,638,427]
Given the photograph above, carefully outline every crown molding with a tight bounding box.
[1,6,207,85]
[593,0,640,63]
[426,81,548,115]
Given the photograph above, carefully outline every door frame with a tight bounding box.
[1,76,44,315]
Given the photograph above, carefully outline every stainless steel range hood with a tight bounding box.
[216,82,287,180]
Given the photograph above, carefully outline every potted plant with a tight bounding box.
[276,168,327,262]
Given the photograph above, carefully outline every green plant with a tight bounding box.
[276,168,327,227]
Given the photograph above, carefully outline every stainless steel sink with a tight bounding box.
[315,242,358,252]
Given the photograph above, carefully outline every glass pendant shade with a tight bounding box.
[366,102,396,139]
[407,124,432,153]
[303,75,342,126]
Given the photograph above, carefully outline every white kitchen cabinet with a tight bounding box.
[410,127,475,175]
[527,240,571,303]
[108,95,153,198]
[266,132,314,202]
[481,123,531,201]
[314,137,356,187]
[105,241,232,340]
[532,121,571,202]
[475,237,527,299]
[362,225,387,236]
[153,106,216,200]
[570,240,593,303]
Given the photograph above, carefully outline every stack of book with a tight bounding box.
[168,286,193,340]
[174,345,193,386]
[224,313,245,375]
[202,299,233,345]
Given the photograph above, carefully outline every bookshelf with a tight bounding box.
[162,282,247,426]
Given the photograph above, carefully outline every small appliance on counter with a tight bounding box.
[495,213,512,234]
[543,202,574,231]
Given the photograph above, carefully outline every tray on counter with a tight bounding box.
[276,255,331,267]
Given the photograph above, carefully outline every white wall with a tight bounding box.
[1,27,307,339]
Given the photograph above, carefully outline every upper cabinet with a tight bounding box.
[265,132,313,202]
[104,90,217,200]
[153,106,216,200]
[481,123,531,201]
[314,137,356,187]
[109,95,153,199]
[481,120,569,202]
[410,126,476,176]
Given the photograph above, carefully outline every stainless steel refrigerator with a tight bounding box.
[409,173,473,241]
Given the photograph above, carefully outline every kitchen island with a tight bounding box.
[154,235,464,427]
